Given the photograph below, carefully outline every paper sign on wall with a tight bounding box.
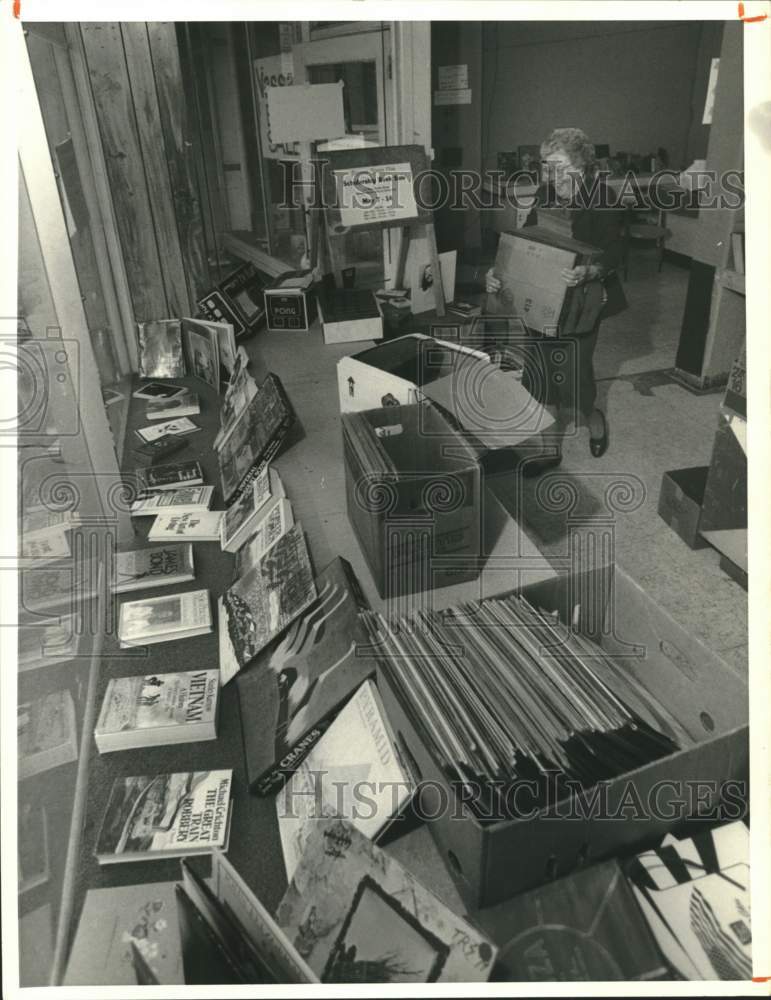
[438,64,468,90]
[434,89,472,106]
[334,162,418,226]
[254,55,300,160]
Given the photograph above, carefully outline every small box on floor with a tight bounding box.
[318,288,383,345]
[264,272,317,332]
[657,467,710,550]
[341,401,482,596]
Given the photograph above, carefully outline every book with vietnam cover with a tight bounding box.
[235,556,375,795]
[94,669,220,752]
[94,769,233,864]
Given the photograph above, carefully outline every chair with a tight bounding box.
[622,206,669,279]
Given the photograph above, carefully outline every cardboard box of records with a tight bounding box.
[375,563,748,909]
[341,401,482,596]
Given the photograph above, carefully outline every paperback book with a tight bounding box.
[218,523,316,684]
[94,769,233,864]
[18,688,78,780]
[131,485,214,518]
[117,589,212,648]
[182,318,221,389]
[277,679,414,880]
[220,466,285,555]
[95,669,219,752]
[146,390,200,421]
[135,416,200,444]
[276,818,497,983]
[233,498,294,578]
[218,372,295,504]
[137,318,236,385]
[213,347,258,452]
[137,321,185,379]
[18,615,83,673]
[136,460,204,492]
[235,556,375,795]
[111,544,195,594]
[20,565,97,614]
[133,381,186,401]
[148,510,223,543]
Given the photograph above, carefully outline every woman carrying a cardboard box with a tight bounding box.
[486,128,627,471]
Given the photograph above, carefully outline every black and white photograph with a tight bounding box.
[3,2,769,997]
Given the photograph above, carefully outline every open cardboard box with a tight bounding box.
[376,563,749,909]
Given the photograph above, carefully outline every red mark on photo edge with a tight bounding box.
[738,1,768,21]
[13,0,21,17]
[752,975,770,982]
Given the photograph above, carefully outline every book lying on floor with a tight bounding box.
[136,460,204,492]
[64,881,184,985]
[117,589,212,647]
[235,556,375,795]
[94,769,233,864]
[218,372,295,504]
[131,485,214,517]
[218,523,316,684]
[471,859,667,982]
[220,466,285,554]
[145,389,200,421]
[233,498,294,577]
[18,800,50,894]
[111,544,195,594]
[277,679,414,881]
[276,818,497,983]
[18,615,84,673]
[18,688,78,780]
[19,565,98,614]
[133,381,186,401]
[94,669,220,752]
[627,822,751,981]
[148,510,223,543]
[135,416,200,444]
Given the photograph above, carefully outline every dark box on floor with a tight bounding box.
[657,466,710,550]
[342,402,482,596]
[264,272,317,332]
[376,564,748,909]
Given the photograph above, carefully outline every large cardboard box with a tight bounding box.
[657,467,710,550]
[487,226,603,335]
[342,402,482,596]
[376,564,748,908]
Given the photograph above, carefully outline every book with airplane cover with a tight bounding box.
[235,556,375,795]
[94,769,233,864]
[220,466,285,555]
[218,372,295,504]
[137,460,204,493]
[135,416,200,444]
[148,510,223,543]
[117,589,212,648]
[233,498,294,578]
[277,679,414,881]
[18,688,78,780]
[131,485,214,518]
[95,669,219,752]
[111,544,195,594]
[276,818,497,983]
[145,390,200,421]
[218,523,316,685]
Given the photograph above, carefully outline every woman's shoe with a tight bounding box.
[589,410,608,458]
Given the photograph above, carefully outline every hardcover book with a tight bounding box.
[94,769,233,864]
[131,485,214,517]
[136,460,204,492]
[234,497,294,578]
[277,679,414,880]
[471,859,668,981]
[94,669,219,752]
[276,818,497,983]
[218,523,316,685]
[220,466,285,555]
[18,688,78,780]
[111,544,195,594]
[217,372,295,504]
[64,882,184,985]
[146,390,200,421]
[213,347,258,452]
[235,556,375,795]
[148,510,223,543]
[117,589,212,647]
[137,320,185,379]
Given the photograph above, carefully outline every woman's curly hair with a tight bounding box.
[540,128,596,172]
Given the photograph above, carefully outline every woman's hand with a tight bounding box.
[485,268,502,294]
[561,264,601,286]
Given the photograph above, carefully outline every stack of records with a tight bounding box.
[362,593,688,820]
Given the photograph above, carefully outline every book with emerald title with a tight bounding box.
[94,669,220,752]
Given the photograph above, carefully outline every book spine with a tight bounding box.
[253,720,332,796]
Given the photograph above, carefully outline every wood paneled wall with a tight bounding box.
[79,22,209,323]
